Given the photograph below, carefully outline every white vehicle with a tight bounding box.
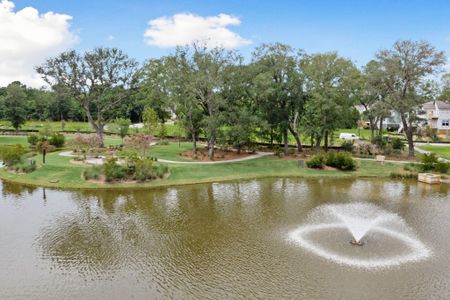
[339,133,359,141]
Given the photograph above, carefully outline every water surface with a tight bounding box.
[1,178,449,299]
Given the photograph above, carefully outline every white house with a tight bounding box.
[422,101,450,135]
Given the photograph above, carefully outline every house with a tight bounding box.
[355,105,402,131]
[422,101,450,136]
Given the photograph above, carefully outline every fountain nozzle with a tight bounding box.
[350,240,364,246]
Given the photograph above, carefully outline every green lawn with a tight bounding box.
[0,139,407,189]
[417,145,450,160]
[0,135,122,147]
[0,120,401,146]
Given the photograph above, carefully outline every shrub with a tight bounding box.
[83,166,102,180]
[154,164,169,179]
[391,138,405,151]
[0,144,25,166]
[27,134,41,145]
[352,141,378,157]
[306,155,325,169]
[12,159,36,173]
[374,135,387,148]
[37,141,56,153]
[328,152,357,171]
[383,144,394,156]
[419,153,449,173]
[49,133,65,148]
[434,161,450,174]
[103,158,127,182]
[307,152,357,171]
[134,159,154,181]
[124,133,153,157]
[420,153,438,171]
[69,134,102,153]
[341,141,354,152]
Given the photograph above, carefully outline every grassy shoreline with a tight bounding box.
[0,146,407,190]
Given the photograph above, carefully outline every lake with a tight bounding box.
[0,178,449,299]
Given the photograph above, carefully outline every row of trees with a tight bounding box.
[0,40,446,159]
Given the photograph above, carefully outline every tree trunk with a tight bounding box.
[283,127,289,155]
[324,131,329,152]
[369,117,375,144]
[401,114,415,158]
[270,128,274,149]
[288,125,303,152]
[192,133,197,158]
[208,139,215,160]
[315,136,322,151]
[96,125,104,147]
[378,118,384,139]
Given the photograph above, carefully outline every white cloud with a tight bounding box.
[106,34,115,42]
[0,0,77,87]
[144,13,251,49]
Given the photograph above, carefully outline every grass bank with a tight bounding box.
[0,141,407,190]
[417,145,450,160]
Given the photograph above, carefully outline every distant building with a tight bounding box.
[355,105,402,132]
[422,101,450,135]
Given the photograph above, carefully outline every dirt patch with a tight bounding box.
[179,147,253,161]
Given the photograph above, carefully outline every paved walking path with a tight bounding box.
[60,150,273,165]
[157,152,273,164]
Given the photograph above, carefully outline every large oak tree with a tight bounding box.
[36,47,138,145]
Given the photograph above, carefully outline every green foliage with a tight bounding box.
[435,161,450,173]
[327,151,357,171]
[0,144,26,166]
[27,134,41,145]
[83,166,102,180]
[307,151,357,171]
[391,138,405,151]
[49,133,65,148]
[103,158,127,182]
[420,153,439,171]
[306,155,325,169]
[114,118,131,142]
[154,164,169,179]
[3,82,27,130]
[39,122,54,139]
[134,159,154,181]
[158,123,167,141]
[341,141,354,152]
[11,159,37,173]
[419,153,449,173]
[142,108,159,135]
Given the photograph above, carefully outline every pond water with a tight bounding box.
[1,178,450,299]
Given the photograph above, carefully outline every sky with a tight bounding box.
[2,0,450,87]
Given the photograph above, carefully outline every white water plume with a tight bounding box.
[287,203,432,269]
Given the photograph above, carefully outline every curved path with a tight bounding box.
[60,150,273,165]
[157,152,273,164]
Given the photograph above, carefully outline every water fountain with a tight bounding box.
[287,203,431,269]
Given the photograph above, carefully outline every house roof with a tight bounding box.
[423,101,450,110]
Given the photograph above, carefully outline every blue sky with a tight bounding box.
[2,0,450,86]
[11,0,450,63]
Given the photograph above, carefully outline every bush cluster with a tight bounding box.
[420,153,450,173]
[28,133,65,148]
[341,141,354,152]
[0,144,36,173]
[306,151,357,171]
[0,144,26,166]
[10,159,37,173]
[83,156,169,182]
